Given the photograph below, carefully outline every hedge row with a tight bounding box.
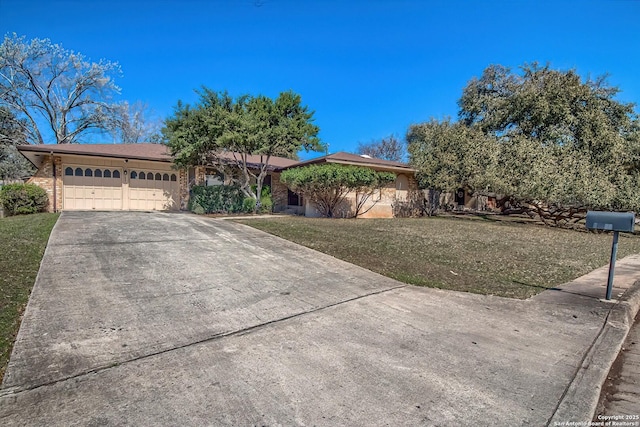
[188,185,272,214]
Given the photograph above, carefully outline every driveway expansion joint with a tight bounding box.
[1,283,407,397]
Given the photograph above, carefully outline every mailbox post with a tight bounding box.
[585,211,635,300]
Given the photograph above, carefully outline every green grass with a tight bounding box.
[237,216,640,299]
[0,213,59,382]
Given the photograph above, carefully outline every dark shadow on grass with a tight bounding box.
[512,280,559,292]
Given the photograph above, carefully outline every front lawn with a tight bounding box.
[237,216,640,299]
[0,213,59,382]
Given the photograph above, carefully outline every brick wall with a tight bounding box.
[195,166,206,185]
[26,154,61,213]
[179,168,189,210]
[270,172,289,212]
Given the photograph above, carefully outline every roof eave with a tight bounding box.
[275,157,415,174]
[16,145,173,163]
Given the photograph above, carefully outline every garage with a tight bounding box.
[17,144,185,212]
[62,166,180,211]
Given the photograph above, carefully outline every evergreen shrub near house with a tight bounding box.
[189,184,273,215]
[188,185,245,214]
[280,164,395,218]
[0,183,48,216]
[242,185,273,214]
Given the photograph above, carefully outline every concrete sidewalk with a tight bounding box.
[532,254,640,424]
[1,212,640,426]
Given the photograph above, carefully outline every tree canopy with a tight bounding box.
[408,63,640,222]
[407,119,496,192]
[164,88,323,209]
[280,163,395,218]
[0,33,122,144]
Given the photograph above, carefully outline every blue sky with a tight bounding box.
[1,0,639,159]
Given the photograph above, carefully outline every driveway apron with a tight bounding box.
[0,212,615,426]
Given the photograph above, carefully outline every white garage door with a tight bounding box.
[63,166,123,210]
[129,170,180,211]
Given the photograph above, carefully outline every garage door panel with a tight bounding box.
[63,166,123,211]
[129,169,179,211]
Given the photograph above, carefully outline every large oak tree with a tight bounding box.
[408,63,640,223]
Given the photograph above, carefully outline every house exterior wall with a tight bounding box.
[439,188,498,212]
[351,183,397,218]
[301,173,414,218]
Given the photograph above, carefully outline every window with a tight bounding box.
[95,169,102,178]
[130,171,137,179]
[163,173,169,181]
[155,173,161,181]
[104,169,112,178]
[147,172,153,180]
[287,189,302,206]
[84,168,93,177]
[65,167,73,176]
[205,172,224,186]
[395,174,409,191]
[170,174,177,182]
[75,167,83,176]
[113,170,120,179]
[139,171,146,180]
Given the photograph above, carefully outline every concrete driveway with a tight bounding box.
[0,211,622,425]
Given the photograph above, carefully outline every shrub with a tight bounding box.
[0,183,49,216]
[242,197,256,213]
[188,185,245,214]
[260,194,273,213]
[242,185,273,214]
[280,164,395,218]
[189,184,273,215]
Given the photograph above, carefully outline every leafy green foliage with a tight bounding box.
[408,63,640,222]
[242,185,273,214]
[407,119,496,192]
[188,185,245,214]
[280,164,395,218]
[163,89,323,211]
[0,183,48,215]
[188,184,273,215]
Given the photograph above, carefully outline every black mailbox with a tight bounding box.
[586,211,635,233]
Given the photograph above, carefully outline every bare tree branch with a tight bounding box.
[0,33,121,144]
